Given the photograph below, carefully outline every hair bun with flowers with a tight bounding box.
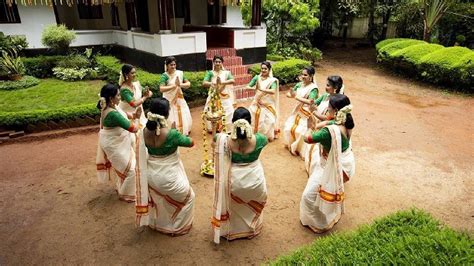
[231,119,253,140]
[147,112,168,135]
[335,104,352,125]
[99,97,107,111]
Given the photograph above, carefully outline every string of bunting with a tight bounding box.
[5,0,125,6]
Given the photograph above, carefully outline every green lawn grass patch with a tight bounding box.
[0,79,104,113]
[271,209,473,265]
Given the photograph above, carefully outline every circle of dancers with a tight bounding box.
[95,56,355,242]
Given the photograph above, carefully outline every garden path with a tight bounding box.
[0,46,472,265]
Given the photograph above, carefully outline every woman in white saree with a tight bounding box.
[135,98,195,235]
[202,55,235,133]
[300,94,355,233]
[305,76,345,174]
[283,66,319,159]
[96,83,141,202]
[247,61,280,141]
[212,107,268,243]
[159,56,193,135]
[118,64,152,127]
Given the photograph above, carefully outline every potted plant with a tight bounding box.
[0,49,25,81]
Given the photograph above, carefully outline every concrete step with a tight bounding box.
[233,85,256,101]
[207,56,243,68]
[233,74,253,86]
[226,65,249,76]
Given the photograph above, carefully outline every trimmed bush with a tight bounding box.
[376,38,474,91]
[375,38,413,51]
[271,209,473,265]
[41,24,76,53]
[390,43,444,74]
[57,55,90,69]
[249,58,310,85]
[377,39,426,63]
[0,75,39,91]
[0,104,98,129]
[418,47,472,85]
[453,53,474,89]
[22,56,66,78]
[267,54,286,61]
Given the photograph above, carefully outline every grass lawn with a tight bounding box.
[271,209,473,265]
[0,79,104,113]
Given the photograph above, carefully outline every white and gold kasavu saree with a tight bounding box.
[249,76,280,140]
[162,70,192,135]
[300,125,355,233]
[119,81,147,126]
[283,82,318,159]
[135,132,194,235]
[212,134,267,243]
[96,108,136,202]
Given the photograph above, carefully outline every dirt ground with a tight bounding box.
[0,46,473,265]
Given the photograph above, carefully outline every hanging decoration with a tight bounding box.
[6,0,123,6]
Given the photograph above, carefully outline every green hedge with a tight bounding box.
[377,39,425,63]
[266,54,286,61]
[249,58,311,85]
[453,53,474,89]
[22,56,66,78]
[375,38,413,51]
[0,104,98,128]
[389,43,444,74]
[271,209,473,265]
[96,56,207,102]
[418,46,472,85]
[376,38,474,91]
[0,75,39,91]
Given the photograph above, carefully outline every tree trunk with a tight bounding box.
[367,0,376,45]
[380,10,390,40]
[423,23,431,42]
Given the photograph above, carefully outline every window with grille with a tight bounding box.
[78,0,103,19]
[0,0,21,23]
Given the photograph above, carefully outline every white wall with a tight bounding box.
[157,32,206,56]
[71,30,206,57]
[224,5,245,28]
[333,17,397,39]
[0,5,57,48]
[233,28,266,49]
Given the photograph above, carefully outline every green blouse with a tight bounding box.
[315,93,330,106]
[203,70,234,82]
[293,82,319,100]
[231,133,268,163]
[159,72,188,85]
[120,85,144,104]
[307,126,349,152]
[103,110,132,130]
[146,129,193,156]
[248,75,277,89]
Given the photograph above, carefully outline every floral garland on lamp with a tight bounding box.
[200,85,226,176]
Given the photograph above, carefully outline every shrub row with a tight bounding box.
[0,104,99,129]
[376,38,473,91]
[22,55,66,78]
[249,58,311,84]
[0,75,39,91]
